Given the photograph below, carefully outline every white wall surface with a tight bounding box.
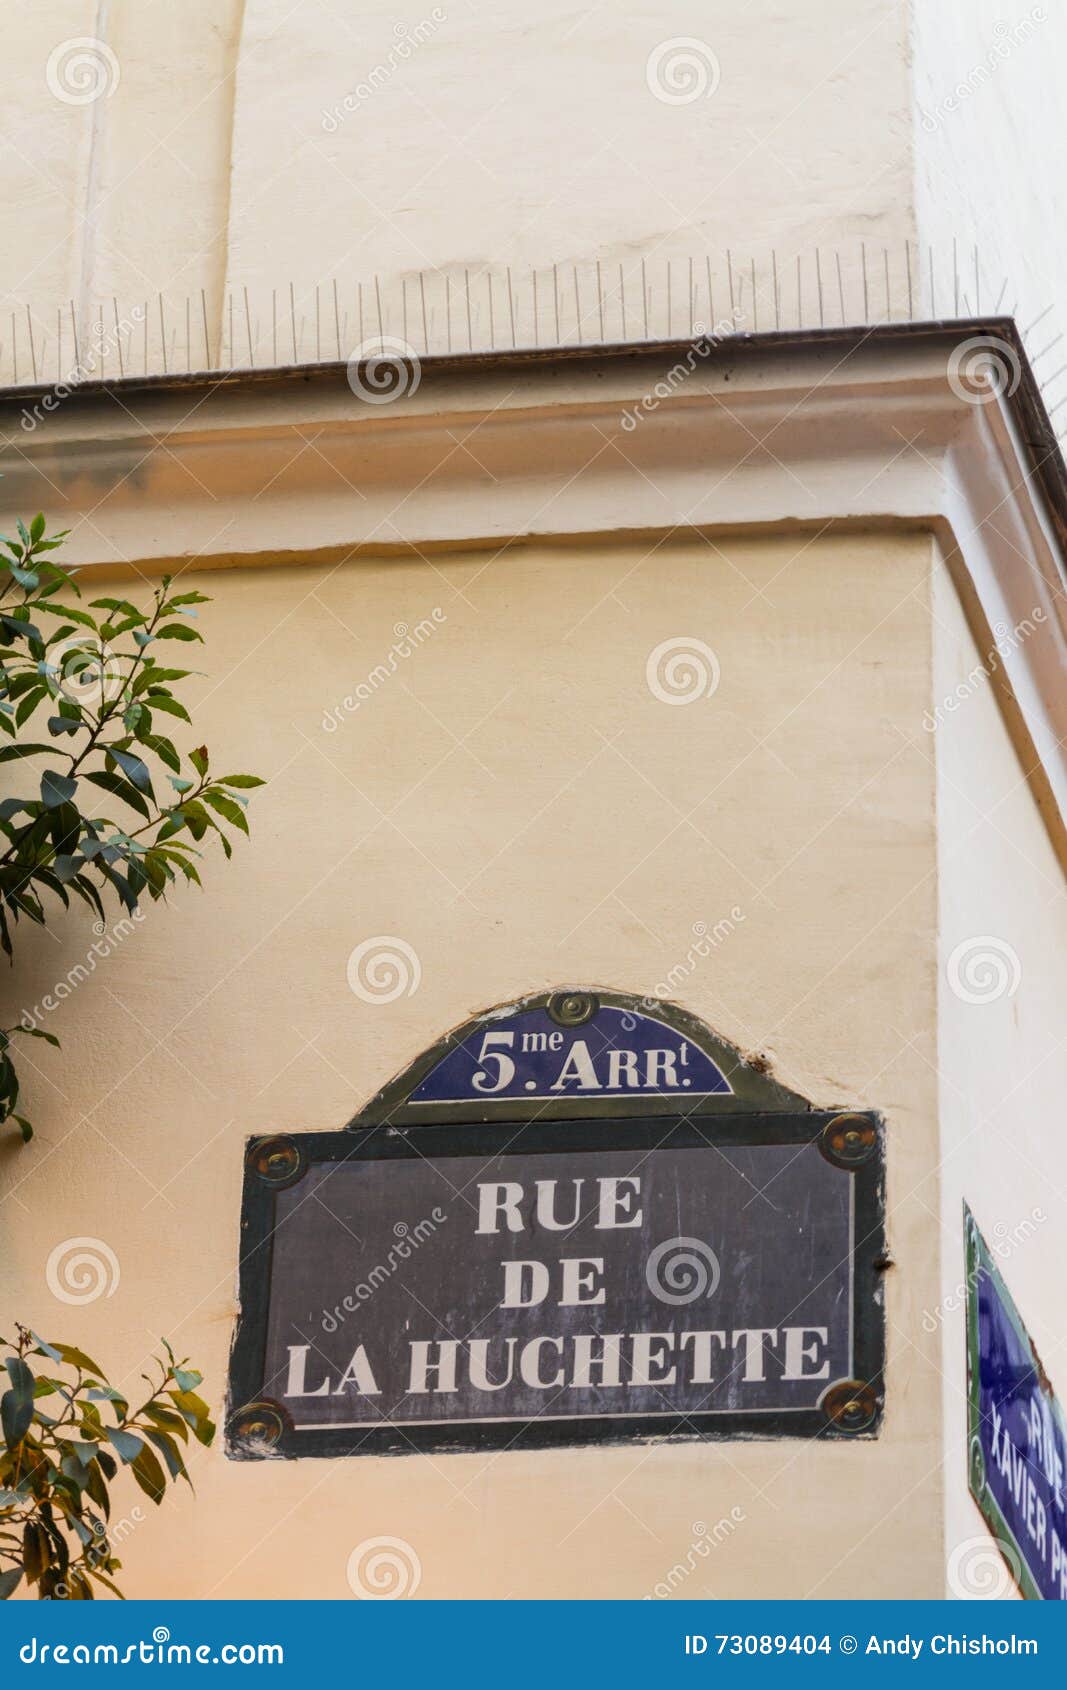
[912,0,1067,330]
[932,550,1067,1598]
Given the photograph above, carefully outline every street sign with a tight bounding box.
[227,998,885,1459]
[353,989,812,1126]
[966,1206,1067,1600]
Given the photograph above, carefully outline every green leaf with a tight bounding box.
[21,1521,49,1582]
[219,774,266,788]
[202,790,248,834]
[143,693,191,724]
[107,747,153,796]
[168,1388,215,1446]
[0,742,56,764]
[154,623,202,643]
[50,1343,105,1376]
[0,1567,22,1599]
[142,1403,189,1440]
[141,1426,186,1483]
[28,1333,63,1364]
[29,512,46,543]
[41,769,78,808]
[19,1028,60,1048]
[130,1442,166,1503]
[143,734,179,775]
[104,1426,144,1464]
[133,667,192,690]
[189,746,209,777]
[13,685,47,727]
[34,602,98,629]
[83,770,151,821]
[89,597,141,616]
[1,1356,35,1446]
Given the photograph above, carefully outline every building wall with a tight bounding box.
[932,549,1067,1599]
[0,527,945,1597]
[912,0,1067,333]
[2,0,915,375]
[10,3,1067,377]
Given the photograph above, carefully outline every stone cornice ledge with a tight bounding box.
[1,321,1065,848]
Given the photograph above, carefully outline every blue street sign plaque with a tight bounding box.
[966,1204,1067,1600]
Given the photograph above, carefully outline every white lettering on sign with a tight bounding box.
[284,1327,836,1400]
[476,1175,644,1235]
[260,1140,861,1438]
[465,1028,706,1096]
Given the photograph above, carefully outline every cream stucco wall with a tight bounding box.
[932,548,1067,1599]
[0,527,946,1598]
[7,2,1067,384]
[2,0,916,377]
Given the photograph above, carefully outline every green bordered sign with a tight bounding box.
[227,991,886,1460]
[965,1205,1067,1600]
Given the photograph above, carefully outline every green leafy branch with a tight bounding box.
[0,516,264,1139]
[1,1325,215,1600]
